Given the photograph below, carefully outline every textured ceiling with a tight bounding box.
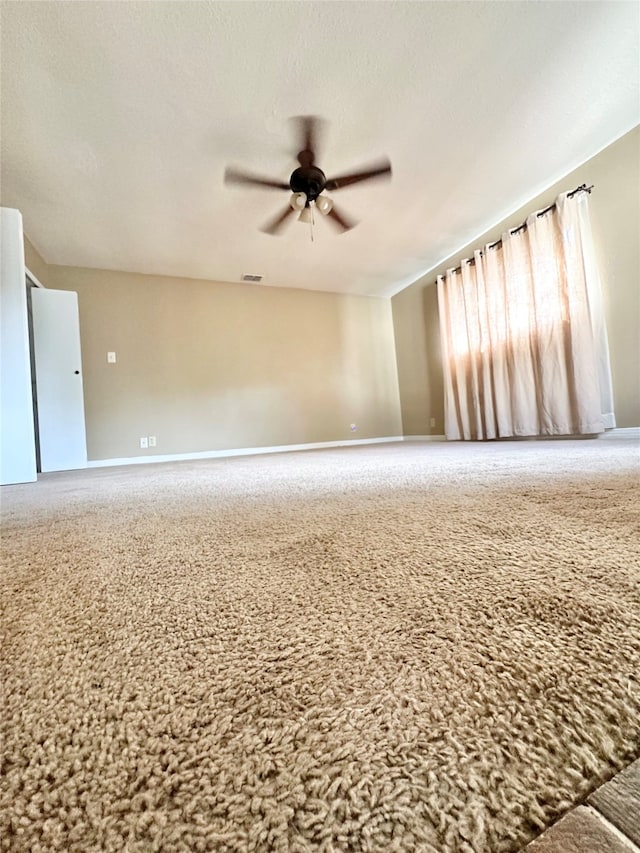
[1,1,638,297]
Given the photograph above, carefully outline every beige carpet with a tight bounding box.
[1,438,639,853]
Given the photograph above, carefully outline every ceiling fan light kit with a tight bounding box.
[224,115,392,236]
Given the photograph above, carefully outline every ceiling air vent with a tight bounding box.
[241,273,263,282]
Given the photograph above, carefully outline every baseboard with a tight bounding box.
[87,436,406,468]
[597,427,640,440]
[403,429,638,442]
[81,428,639,469]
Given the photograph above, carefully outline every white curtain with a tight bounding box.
[437,191,615,440]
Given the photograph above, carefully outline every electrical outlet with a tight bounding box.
[430,417,436,428]
[140,437,148,449]
[107,351,117,363]
[148,436,157,447]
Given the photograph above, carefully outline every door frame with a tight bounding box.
[25,269,44,472]
[25,268,45,291]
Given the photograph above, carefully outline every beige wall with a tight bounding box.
[46,266,402,461]
[392,126,640,433]
[24,235,50,287]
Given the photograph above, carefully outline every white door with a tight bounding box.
[31,288,87,472]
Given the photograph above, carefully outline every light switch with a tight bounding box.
[107,352,117,363]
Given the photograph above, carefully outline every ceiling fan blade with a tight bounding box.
[326,204,356,232]
[291,115,323,167]
[324,158,392,191]
[225,167,289,191]
[261,204,296,235]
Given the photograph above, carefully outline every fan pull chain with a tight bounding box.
[310,201,315,242]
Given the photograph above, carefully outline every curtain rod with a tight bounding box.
[446,183,594,276]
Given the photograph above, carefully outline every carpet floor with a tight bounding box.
[1,438,639,852]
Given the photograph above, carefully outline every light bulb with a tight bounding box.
[298,207,313,224]
[290,192,307,211]
[316,195,333,215]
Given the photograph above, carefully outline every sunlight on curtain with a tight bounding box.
[437,191,615,440]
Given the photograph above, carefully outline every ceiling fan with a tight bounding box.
[224,116,392,235]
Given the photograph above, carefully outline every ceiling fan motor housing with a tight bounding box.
[289,166,326,204]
